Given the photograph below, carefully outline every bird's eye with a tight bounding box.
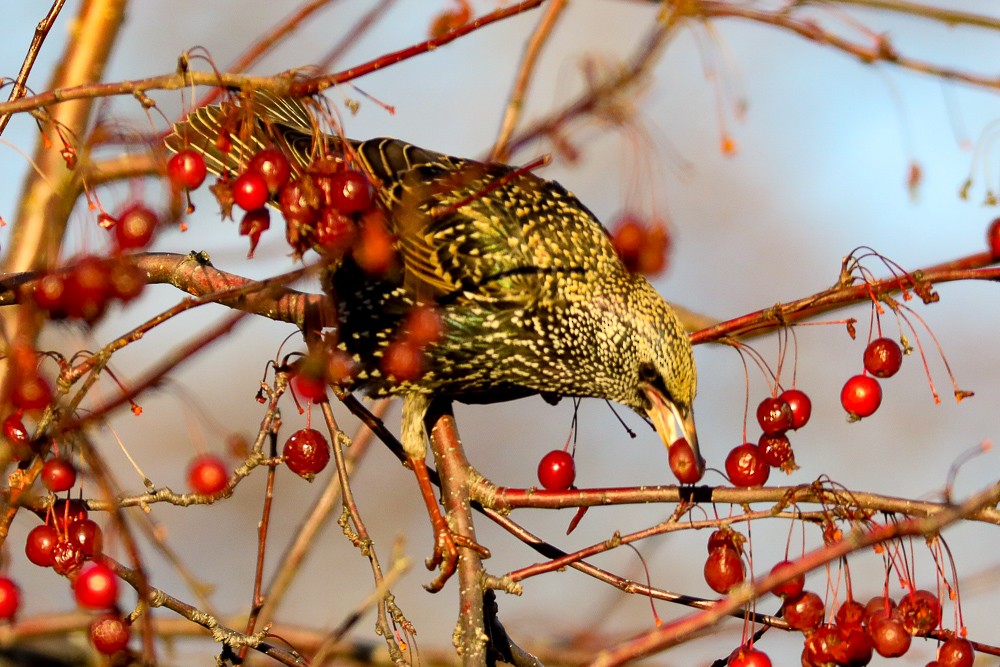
[638,362,658,383]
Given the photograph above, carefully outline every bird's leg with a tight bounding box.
[402,394,489,592]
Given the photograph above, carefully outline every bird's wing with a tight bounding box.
[381,161,619,308]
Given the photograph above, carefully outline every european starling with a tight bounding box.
[167,91,700,584]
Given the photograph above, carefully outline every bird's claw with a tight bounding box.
[423,529,491,592]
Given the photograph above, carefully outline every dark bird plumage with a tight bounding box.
[167,91,700,582]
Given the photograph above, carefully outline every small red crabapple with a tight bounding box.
[329,169,373,215]
[67,518,103,558]
[73,562,119,609]
[896,588,941,636]
[668,437,703,484]
[25,524,58,567]
[704,546,745,594]
[725,443,770,487]
[782,590,824,631]
[840,374,882,419]
[41,458,77,493]
[758,433,796,472]
[167,149,208,190]
[187,455,228,495]
[232,171,269,212]
[863,337,903,378]
[113,203,158,250]
[756,396,793,435]
[381,338,423,382]
[768,560,804,598]
[936,637,975,667]
[870,615,911,658]
[282,429,331,480]
[0,576,20,620]
[727,647,771,667]
[247,147,292,194]
[90,614,131,654]
[537,449,575,490]
[778,388,812,429]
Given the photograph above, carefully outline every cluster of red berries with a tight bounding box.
[725,388,812,488]
[841,337,903,420]
[23,500,128,653]
[609,213,671,276]
[25,254,146,323]
[767,570,970,667]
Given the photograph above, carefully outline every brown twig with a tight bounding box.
[821,0,1000,31]
[491,0,569,162]
[0,0,68,137]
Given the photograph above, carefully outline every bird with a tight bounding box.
[166,90,700,588]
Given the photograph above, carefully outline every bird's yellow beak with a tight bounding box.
[642,384,704,483]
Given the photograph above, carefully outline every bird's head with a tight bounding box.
[626,278,702,482]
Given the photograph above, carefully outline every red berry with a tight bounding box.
[187,454,228,495]
[282,428,331,480]
[870,615,911,657]
[937,637,975,667]
[381,338,424,382]
[52,498,88,530]
[831,627,874,667]
[232,171,269,211]
[167,149,207,190]
[727,647,771,667]
[863,595,896,628]
[707,528,744,554]
[108,259,146,302]
[537,449,575,491]
[4,410,29,447]
[704,546,745,594]
[783,590,825,631]
[239,208,270,258]
[803,624,840,665]
[113,203,158,250]
[725,443,770,487]
[611,215,645,272]
[63,255,111,321]
[404,305,444,347]
[291,372,327,403]
[278,178,319,226]
[41,458,77,493]
[863,337,903,378]
[668,437,704,484]
[758,433,796,472]
[90,614,130,654]
[73,562,119,609]
[25,524,58,567]
[11,371,52,411]
[768,560,804,598]
[835,599,866,630]
[314,207,356,253]
[841,374,882,419]
[248,147,292,194]
[988,217,1000,258]
[31,272,67,313]
[353,210,396,274]
[0,576,19,620]
[756,396,793,434]
[51,539,84,576]
[67,518,103,558]
[778,388,812,429]
[897,588,941,636]
[329,169,372,214]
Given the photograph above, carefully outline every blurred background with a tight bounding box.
[0,1,998,664]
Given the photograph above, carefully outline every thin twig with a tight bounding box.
[0,0,67,137]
